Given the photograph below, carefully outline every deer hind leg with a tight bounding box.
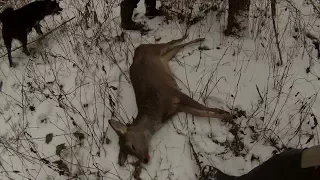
[158,35,188,55]
[165,34,188,47]
[176,91,234,120]
[160,38,205,62]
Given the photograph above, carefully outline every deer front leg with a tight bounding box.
[176,91,234,120]
[179,105,234,120]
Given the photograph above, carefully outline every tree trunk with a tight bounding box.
[225,0,250,36]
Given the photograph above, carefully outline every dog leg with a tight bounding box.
[34,23,43,35]
[18,34,30,56]
[4,36,14,67]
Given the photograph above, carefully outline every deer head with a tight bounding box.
[109,119,152,166]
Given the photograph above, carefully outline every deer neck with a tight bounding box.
[130,115,163,137]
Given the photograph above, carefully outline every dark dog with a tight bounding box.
[0,0,62,67]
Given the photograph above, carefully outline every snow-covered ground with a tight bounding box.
[0,0,319,179]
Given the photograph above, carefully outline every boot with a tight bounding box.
[120,3,144,30]
[121,20,144,30]
[145,7,164,19]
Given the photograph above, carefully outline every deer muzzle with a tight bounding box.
[143,154,150,164]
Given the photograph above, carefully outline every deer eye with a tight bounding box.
[132,145,136,151]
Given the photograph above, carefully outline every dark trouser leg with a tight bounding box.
[238,149,308,180]
[145,0,163,18]
[121,0,140,10]
[120,0,144,30]
[212,148,320,180]
[145,0,156,10]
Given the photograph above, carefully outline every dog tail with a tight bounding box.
[0,7,14,23]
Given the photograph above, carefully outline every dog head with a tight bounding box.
[44,0,63,15]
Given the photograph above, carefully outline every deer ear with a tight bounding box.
[118,151,128,166]
[109,119,127,136]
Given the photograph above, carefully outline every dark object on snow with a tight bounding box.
[200,145,320,180]
[0,0,62,67]
[120,0,163,30]
[312,41,320,58]
[305,32,320,59]
[0,80,2,91]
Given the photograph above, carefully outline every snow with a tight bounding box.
[0,0,319,179]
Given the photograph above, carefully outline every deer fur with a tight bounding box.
[109,35,235,166]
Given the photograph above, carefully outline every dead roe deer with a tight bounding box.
[109,35,235,166]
